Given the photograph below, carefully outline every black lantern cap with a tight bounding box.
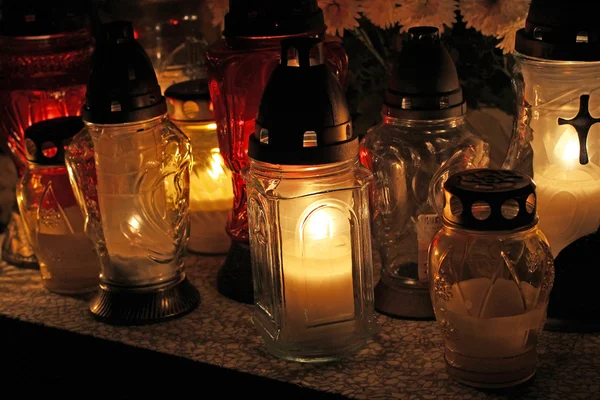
[248,37,356,165]
[223,0,326,39]
[82,21,166,124]
[442,169,537,231]
[515,0,600,61]
[383,26,466,120]
[165,79,214,122]
[24,117,84,165]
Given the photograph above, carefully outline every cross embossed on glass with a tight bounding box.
[557,94,600,165]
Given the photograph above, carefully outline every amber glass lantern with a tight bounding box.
[246,38,378,362]
[66,21,199,324]
[429,169,554,388]
[503,0,600,331]
[206,0,348,304]
[0,1,93,268]
[166,79,233,254]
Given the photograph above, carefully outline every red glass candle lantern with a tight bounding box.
[206,0,348,303]
[0,1,94,268]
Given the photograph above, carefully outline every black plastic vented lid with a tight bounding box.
[515,0,600,61]
[442,169,537,231]
[248,37,356,165]
[223,0,326,39]
[82,21,166,124]
[384,26,466,120]
[165,79,213,122]
[24,117,84,165]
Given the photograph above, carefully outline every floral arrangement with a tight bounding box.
[207,0,529,132]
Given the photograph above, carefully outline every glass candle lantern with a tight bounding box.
[165,79,233,254]
[429,169,554,388]
[206,0,348,304]
[0,1,93,268]
[361,27,489,319]
[17,117,99,294]
[66,21,199,324]
[246,38,378,362]
[503,0,600,331]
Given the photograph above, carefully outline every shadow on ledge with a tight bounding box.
[0,315,349,399]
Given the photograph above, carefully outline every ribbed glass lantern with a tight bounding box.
[361,27,489,319]
[429,169,554,388]
[17,117,99,294]
[246,37,378,362]
[66,21,199,324]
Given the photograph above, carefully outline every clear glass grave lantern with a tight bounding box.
[17,117,99,294]
[503,0,600,332]
[361,27,489,319]
[246,38,378,362]
[429,169,554,388]
[165,79,233,254]
[66,21,199,324]
[206,0,348,304]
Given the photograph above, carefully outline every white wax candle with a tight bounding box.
[534,129,600,257]
[437,278,545,359]
[281,208,355,340]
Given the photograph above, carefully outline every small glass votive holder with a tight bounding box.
[429,169,555,388]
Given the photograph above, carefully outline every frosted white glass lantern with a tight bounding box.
[503,0,600,331]
[246,37,379,362]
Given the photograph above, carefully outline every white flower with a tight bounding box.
[319,0,361,36]
[360,0,401,29]
[496,17,526,54]
[460,0,529,37]
[396,0,458,32]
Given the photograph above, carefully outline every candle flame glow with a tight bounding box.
[563,140,580,161]
[206,148,226,180]
[128,216,140,231]
[554,129,581,165]
[305,208,334,240]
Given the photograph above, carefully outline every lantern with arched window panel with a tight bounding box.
[246,38,378,362]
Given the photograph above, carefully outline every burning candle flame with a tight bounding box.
[206,148,226,180]
[305,208,334,240]
[554,129,580,165]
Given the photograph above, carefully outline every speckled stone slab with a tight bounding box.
[0,252,598,400]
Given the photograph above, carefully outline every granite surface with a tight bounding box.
[0,252,599,400]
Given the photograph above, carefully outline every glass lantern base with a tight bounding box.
[374,279,434,319]
[217,240,254,304]
[89,275,200,325]
[445,347,536,389]
[1,211,38,269]
[263,338,367,363]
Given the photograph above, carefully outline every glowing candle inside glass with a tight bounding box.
[165,80,234,254]
[534,127,600,256]
[182,122,233,254]
[282,206,355,338]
